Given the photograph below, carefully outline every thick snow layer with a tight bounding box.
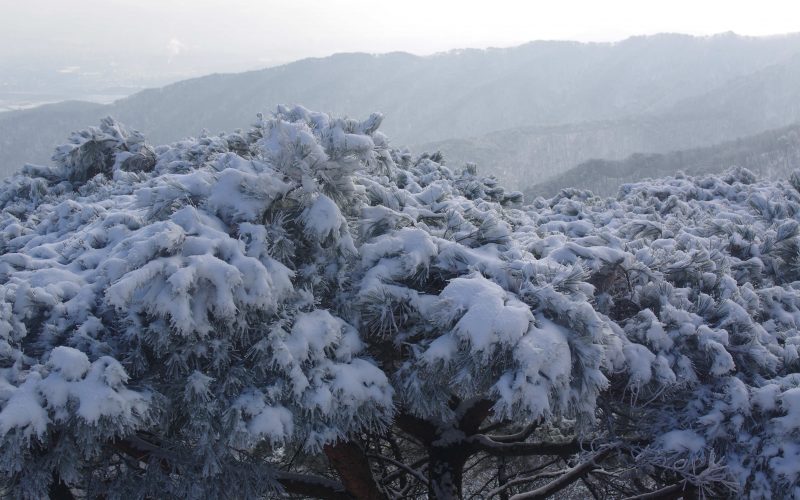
[302,194,345,241]
[0,350,149,439]
[431,274,533,355]
[0,109,400,495]
[2,108,800,497]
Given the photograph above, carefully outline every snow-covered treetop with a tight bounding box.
[0,108,400,498]
[0,107,798,499]
[524,168,800,498]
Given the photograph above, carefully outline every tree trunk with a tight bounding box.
[427,445,469,500]
[48,475,75,500]
[498,456,510,500]
[324,441,386,500]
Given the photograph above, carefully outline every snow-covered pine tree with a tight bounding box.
[0,109,394,499]
[0,108,799,499]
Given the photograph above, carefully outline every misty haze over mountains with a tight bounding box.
[3,32,800,196]
[527,122,800,197]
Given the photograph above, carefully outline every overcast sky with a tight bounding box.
[3,0,800,71]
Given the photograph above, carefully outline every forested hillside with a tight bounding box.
[3,33,800,186]
[421,52,800,188]
[527,122,800,198]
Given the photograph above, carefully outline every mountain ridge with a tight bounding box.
[4,32,800,184]
[525,121,800,198]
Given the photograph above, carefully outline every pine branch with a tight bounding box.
[113,437,353,500]
[485,422,540,443]
[395,412,438,445]
[457,398,495,434]
[621,480,695,500]
[273,471,354,500]
[466,434,583,457]
[508,447,615,500]
[477,420,514,434]
[368,454,428,486]
[485,469,564,498]
[380,457,428,485]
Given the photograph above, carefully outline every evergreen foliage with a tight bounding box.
[1,107,799,499]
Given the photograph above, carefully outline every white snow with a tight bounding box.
[2,107,800,497]
[660,430,706,454]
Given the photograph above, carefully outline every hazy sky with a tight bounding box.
[3,0,800,71]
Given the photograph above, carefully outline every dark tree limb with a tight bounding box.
[386,433,408,489]
[395,412,438,445]
[48,475,76,500]
[509,447,615,500]
[112,437,172,473]
[487,470,564,498]
[380,457,428,485]
[113,436,354,500]
[368,453,428,486]
[324,441,388,500]
[622,480,697,500]
[486,422,540,444]
[580,471,602,500]
[467,434,583,457]
[457,399,495,434]
[477,420,514,435]
[273,471,354,500]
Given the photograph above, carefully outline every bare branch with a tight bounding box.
[274,471,354,500]
[381,457,428,485]
[113,436,352,500]
[621,480,694,500]
[509,447,615,500]
[368,454,429,486]
[467,434,583,457]
[486,422,540,444]
[486,469,564,498]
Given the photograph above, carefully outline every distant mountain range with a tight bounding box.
[526,122,800,198]
[420,51,800,187]
[3,32,800,187]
